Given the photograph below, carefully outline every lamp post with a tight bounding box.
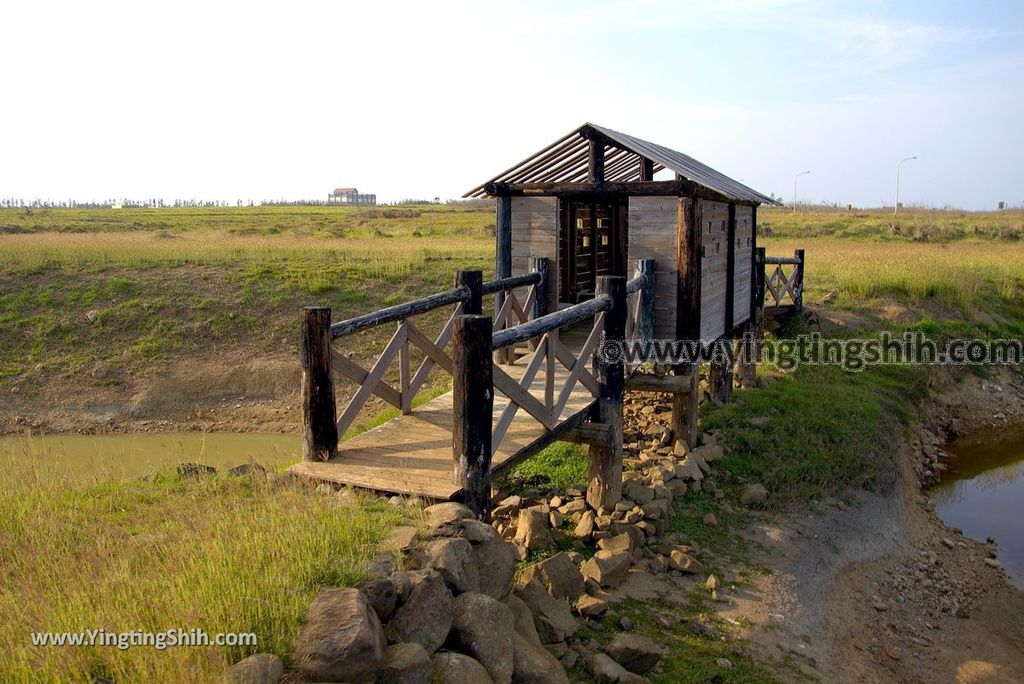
[895,156,917,214]
[792,171,810,214]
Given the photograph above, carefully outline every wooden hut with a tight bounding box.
[465,123,780,343]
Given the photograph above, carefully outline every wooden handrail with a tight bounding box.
[763,256,801,265]
[331,286,470,339]
[625,272,649,294]
[491,295,610,350]
[481,271,542,295]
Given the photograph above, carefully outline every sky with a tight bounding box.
[1,0,1022,209]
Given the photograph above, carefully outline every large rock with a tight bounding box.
[622,479,654,506]
[461,518,499,543]
[473,536,517,600]
[362,577,398,622]
[381,642,432,684]
[387,571,454,654]
[513,580,577,644]
[605,633,664,674]
[224,653,284,684]
[424,501,476,528]
[520,553,585,601]
[512,633,570,684]
[575,594,609,618]
[381,525,419,554]
[506,594,541,644]
[574,510,596,540]
[432,652,495,683]
[425,537,480,593]
[452,592,514,684]
[294,588,385,684]
[515,508,553,551]
[691,444,723,463]
[580,549,631,589]
[589,653,650,683]
[674,457,704,482]
[739,483,769,507]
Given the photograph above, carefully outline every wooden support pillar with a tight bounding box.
[670,368,698,450]
[794,249,806,310]
[588,276,625,511]
[725,203,736,337]
[735,318,761,389]
[530,256,549,320]
[301,306,338,461]
[709,339,734,403]
[754,246,767,315]
[456,269,483,315]
[453,314,494,520]
[634,259,656,341]
[495,196,512,315]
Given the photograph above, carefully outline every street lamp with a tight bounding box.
[792,171,811,213]
[894,156,917,214]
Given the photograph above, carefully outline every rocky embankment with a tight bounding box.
[222,392,768,683]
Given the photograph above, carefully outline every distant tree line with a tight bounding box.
[0,197,494,209]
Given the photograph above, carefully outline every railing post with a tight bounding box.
[670,368,699,450]
[453,314,494,520]
[794,249,805,310]
[456,270,483,315]
[301,306,338,461]
[495,196,512,316]
[635,259,656,341]
[529,256,549,320]
[588,276,625,511]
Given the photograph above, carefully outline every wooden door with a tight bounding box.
[559,199,627,303]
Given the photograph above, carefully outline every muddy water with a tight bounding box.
[932,425,1024,588]
[0,432,300,483]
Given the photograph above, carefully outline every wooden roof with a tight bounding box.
[465,123,779,205]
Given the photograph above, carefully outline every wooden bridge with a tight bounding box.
[291,251,803,519]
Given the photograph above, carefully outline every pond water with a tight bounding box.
[932,425,1024,589]
[0,432,301,484]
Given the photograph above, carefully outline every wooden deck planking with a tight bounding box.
[290,354,597,500]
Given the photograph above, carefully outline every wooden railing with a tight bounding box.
[757,248,805,310]
[299,258,658,518]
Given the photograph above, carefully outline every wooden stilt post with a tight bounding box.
[735,321,760,388]
[588,276,625,511]
[301,306,338,461]
[670,368,698,450]
[709,338,734,403]
[453,314,494,520]
[530,256,549,320]
[495,196,512,315]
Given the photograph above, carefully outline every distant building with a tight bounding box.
[328,187,376,205]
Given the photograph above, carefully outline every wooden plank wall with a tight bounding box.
[627,197,677,339]
[510,197,559,312]
[699,199,729,340]
[733,205,753,328]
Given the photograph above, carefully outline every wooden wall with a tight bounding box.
[699,200,729,340]
[627,197,677,339]
[733,205,753,328]
[510,196,559,312]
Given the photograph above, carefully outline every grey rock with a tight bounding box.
[381,642,432,684]
[513,633,570,684]
[432,652,495,683]
[224,653,284,684]
[294,588,385,684]
[425,537,480,594]
[739,483,769,507]
[424,501,476,528]
[362,576,398,622]
[589,653,650,683]
[452,592,514,684]
[473,536,518,600]
[520,553,585,601]
[387,571,454,654]
[515,508,553,551]
[514,580,577,644]
[381,525,419,554]
[605,633,664,674]
[580,549,631,589]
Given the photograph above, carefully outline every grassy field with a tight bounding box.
[4,204,1024,681]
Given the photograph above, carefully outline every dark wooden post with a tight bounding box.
[588,276,625,511]
[530,256,549,320]
[301,306,338,461]
[588,138,605,182]
[794,249,805,310]
[495,196,512,315]
[709,338,733,403]
[735,321,760,389]
[670,368,698,450]
[456,269,483,315]
[755,247,767,314]
[635,259,656,341]
[639,158,654,182]
[453,314,494,520]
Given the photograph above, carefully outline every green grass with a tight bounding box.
[760,206,1024,242]
[0,464,410,683]
[500,442,589,495]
